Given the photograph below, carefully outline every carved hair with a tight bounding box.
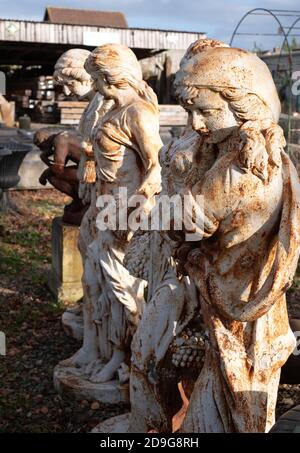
[84,44,159,113]
[176,84,285,180]
[180,39,229,67]
[53,49,91,85]
[212,87,284,171]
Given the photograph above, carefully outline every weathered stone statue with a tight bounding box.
[36,49,96,226]
[53,49,115,250]
[97,42,300,433]
[54,44,162,402]
[92,39,228,434]
[126,133,202,433]
[174,45,300,433]
[45,50,109,327]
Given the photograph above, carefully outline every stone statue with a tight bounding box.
[54,44,162,400]
[53,49,114,250]
[93,39,230,434]
[48,50,110,336]
[126,133,202,433]
[96,41,300,434]
[174,45,300,433]
[36,49,95,226]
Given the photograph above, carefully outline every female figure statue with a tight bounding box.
[97,41,300,434]
[37,49,95,226]
[100,40,228,434]
[172,45,300,432]
[61,44,163,385]
[53,48,112,252]
[51,50,112,342]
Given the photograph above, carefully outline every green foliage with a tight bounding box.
[252,41,263,53]
[283,36,300,52]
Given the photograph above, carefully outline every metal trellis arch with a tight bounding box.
[230,8,300,151]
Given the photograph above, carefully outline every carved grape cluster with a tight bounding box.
[171,328,205,369]
[124,230,151,281]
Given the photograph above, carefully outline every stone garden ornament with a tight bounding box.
[175,46,300,433]
[50,48,114,380]
[97,43,300,433]
[37,51,97,339]
[91,39,217,433]
[54,44,163,403]
[53,49,114,256]
[45,50,103,340]
[36,49,92,225]
[50,50,112,340]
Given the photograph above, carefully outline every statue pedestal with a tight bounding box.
[53,364,129,404]
[61,302,83,341]
[48,217,83,305]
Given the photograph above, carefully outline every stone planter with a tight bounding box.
[0,141,32,211]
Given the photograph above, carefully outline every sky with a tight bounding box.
[0,0,300,50]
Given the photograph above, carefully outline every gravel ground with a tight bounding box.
[0,189,299,432]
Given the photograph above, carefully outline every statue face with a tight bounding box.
[62,79,92,99]
[180,88,239,143]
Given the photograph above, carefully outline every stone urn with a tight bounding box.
[0,141,32,211]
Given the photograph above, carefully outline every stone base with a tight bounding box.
[53,364,129,404]
[48,273,83,306]
[48,217,83,305]
[61,302,83,341]
[91,413,131,433]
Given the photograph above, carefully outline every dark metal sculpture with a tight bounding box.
[34,128,88,226]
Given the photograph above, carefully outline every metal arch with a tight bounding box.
[280,15,300,53]
[230,8,291,54]
[277,14,300,77]
[278,15,300,151]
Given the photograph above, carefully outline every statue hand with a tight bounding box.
[39,168,51,186]
[40,150,53,166]
[137,165,162,200]
[138,180,162,200]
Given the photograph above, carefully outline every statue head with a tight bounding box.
[174,46,281,143]
[34,128,57,151]
[180,38,229,67]
[84,43,158,112]
[53,49,92,99]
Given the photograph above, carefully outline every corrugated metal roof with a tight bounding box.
[44,6,128,28]
[0,17,205,35]
[0,19,205,50]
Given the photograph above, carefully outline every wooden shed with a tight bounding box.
[0,8,205,122]
[43,6,128,28]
